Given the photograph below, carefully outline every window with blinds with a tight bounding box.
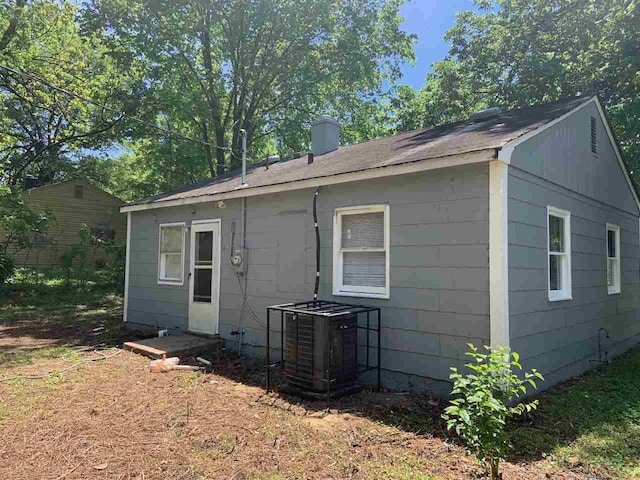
[333,205,389,298]
[158,223,185,284]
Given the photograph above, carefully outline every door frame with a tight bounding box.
[188,218,222,335]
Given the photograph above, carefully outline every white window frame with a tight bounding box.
[158,222,186,285]
[606,223,621,295]
[333,204,390,299]
[547,206,572,302]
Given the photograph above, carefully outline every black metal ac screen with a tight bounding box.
[266,300,382,403]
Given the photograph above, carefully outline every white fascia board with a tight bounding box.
[120,149,496,213]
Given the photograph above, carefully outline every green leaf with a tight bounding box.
[443,344,544,470]
[460,410,471,424]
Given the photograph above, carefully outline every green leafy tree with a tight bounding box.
[61,223,94,288]
[84,0,415,180]
[389,85,427,132]
[0,0,137,185]
[96,236,126,292]
[443,345,544,479]
[0,254,13,289]
[0,185,54,287]
[391,62,486,134]
[0,186,54,256]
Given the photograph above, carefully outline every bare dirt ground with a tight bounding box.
[0,351,587,480]
[0,291,588,479]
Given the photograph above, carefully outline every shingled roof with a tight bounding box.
[125,95,592,209]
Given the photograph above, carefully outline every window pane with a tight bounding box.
[549,255,562,291]
[607,229,616,258]
[343,251,385,287]
[342,212,384,249]
[92,224,115,241]
[161,226,183,253]
[607,258,616,287]
[549,215,564,252]
[194,269,212,302]
[163,253,182,280]
[195,231,213,266]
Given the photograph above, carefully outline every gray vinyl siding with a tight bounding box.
[508,102,640,387]
[510,101,638,215]
[126,163,490,385]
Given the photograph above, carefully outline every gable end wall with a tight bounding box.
[508,101,640,387]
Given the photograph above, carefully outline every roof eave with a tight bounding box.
[120,148,498,213]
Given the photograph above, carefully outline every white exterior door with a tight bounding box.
[188,220,221,335]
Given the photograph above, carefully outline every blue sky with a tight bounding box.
[398,0,479,89]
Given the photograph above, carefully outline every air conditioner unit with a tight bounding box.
[284,311,358,392]
[266,300,382,402]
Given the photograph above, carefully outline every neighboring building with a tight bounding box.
[11,178,126,267]
[121,96,640,393]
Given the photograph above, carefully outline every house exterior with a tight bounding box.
[11,178,127,267]
[121,96,640,394]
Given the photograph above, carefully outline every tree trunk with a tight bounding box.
[200,7,226,177]
[0,0,26,53]
[215,125,225,174]
[489,458,500,479]
[200,121,216,178]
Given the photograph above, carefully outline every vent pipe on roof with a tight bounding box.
[311,115,341,156]
[240,128,247,186]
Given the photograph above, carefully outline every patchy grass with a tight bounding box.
[1,271,637,478]
[0,268,131,363]
[7,266,114,290]
[364,452,446,479]
[0,345,80,367]
[509,347,640,479]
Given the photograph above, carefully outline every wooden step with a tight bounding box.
[123,334,223,359]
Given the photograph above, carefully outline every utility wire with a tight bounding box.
[0,63,229,150]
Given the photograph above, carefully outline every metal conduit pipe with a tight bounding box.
[313,188,320,300]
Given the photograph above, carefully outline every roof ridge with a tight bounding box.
[327,94,591,155]
[25,177,124,202]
